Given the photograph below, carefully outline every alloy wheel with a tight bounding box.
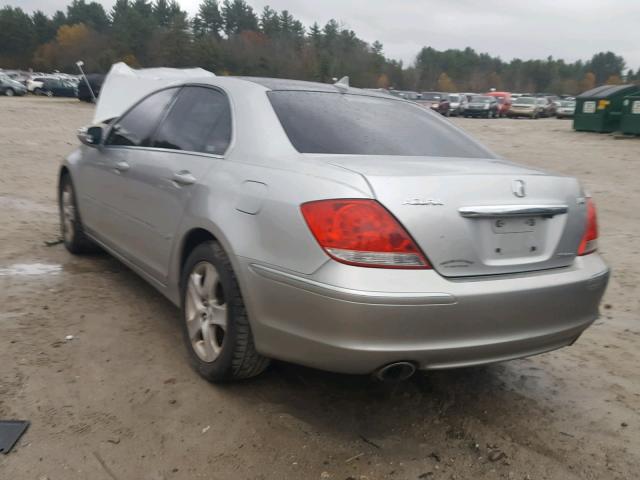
[61,183,76,243]
[185,262,228,362]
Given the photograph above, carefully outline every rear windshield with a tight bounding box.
[471,96,491,103]
[268,91,491,157]
[514,97,536,105]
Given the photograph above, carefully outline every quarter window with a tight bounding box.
[106,88,178,147]
[152,86,231,155]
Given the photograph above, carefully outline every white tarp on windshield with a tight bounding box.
[93,62,215,123]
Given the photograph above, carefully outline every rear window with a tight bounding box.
[515,97,536,105]
[268,91,490,158]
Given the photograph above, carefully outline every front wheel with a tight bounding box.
[5,88,14,97]
[181,241,270,382]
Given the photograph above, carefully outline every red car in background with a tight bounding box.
[485,91,512,117]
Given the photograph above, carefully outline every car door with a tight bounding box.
[108,85,232,282]
[75,87,180,251]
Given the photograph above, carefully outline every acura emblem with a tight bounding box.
[512,179,526,198]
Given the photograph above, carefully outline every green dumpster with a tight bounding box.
[620,95,640,135]
[573,84,640,133]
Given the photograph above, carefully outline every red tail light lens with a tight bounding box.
[300,199,430,269]
[578,198,598,255]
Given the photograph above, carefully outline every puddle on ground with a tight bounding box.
[0,263,62,276]
[0,195,56,213]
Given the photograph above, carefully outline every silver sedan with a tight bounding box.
[59,77,609,382]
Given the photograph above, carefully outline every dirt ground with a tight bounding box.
[0,96,638,480]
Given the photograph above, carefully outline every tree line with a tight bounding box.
[0,0,636,94]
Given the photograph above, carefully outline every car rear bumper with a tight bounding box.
[240,254,609,374]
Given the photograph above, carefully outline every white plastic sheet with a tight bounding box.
[93,62,215,123]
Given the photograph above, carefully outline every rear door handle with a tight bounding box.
[172,171,196,186]
[114,161,130,172]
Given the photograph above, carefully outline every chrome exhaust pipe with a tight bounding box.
[374,361,417,382]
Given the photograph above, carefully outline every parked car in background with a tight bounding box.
[486,91,512,117]
[1,70,29,86]
[507,96,544,119]
[36,78,78,97]
[446,93,467,116]
[463,95,499,118]
[556,99,576,119]
[537,97,556,117]
[27,76,51,93]
[60,76,608,382]
[0,76,27,96]
[418,92,451,116]
[78,73,106,102]
[390,90,420,100]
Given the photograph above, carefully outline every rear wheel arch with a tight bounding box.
[179,228,218,280]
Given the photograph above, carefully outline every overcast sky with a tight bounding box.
[9,0,640,69]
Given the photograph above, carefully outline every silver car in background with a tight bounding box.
[556,99,577,119]
[447,93,468,116]
[59,77,609,382]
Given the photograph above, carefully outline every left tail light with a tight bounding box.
[300,199,430,269]
[578,197,598,255]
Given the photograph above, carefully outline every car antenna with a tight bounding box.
[334,76,349,92]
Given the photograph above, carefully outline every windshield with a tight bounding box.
[514,97,536,105]
[421,92,444,100]
[268,91,491,158]
[560,101,576,107]
[471,96,491,103]
[448,94,460,102]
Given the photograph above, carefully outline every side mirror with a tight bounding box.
[77,125,103,147]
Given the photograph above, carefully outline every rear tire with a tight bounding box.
[181,241,270,382]
[59,173,97,254]
[5,88,14,97]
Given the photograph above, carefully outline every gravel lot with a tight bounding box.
[0,97,638,480]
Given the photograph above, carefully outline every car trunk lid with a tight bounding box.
[323,155,586,277]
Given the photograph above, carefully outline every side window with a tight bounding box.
[106,88,178,147]
[152,86,231,155]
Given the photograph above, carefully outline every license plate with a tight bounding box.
[491,217,538,234]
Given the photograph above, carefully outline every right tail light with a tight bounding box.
[578,197,598,255]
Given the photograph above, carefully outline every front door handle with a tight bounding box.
[172,171,196,186]
[114,161,130,172]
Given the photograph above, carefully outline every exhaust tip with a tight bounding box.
[374,361,417,382]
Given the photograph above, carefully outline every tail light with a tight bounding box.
[300,199,430,269]
[578,198,598,255]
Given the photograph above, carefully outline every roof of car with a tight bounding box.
[235,76,396,98]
